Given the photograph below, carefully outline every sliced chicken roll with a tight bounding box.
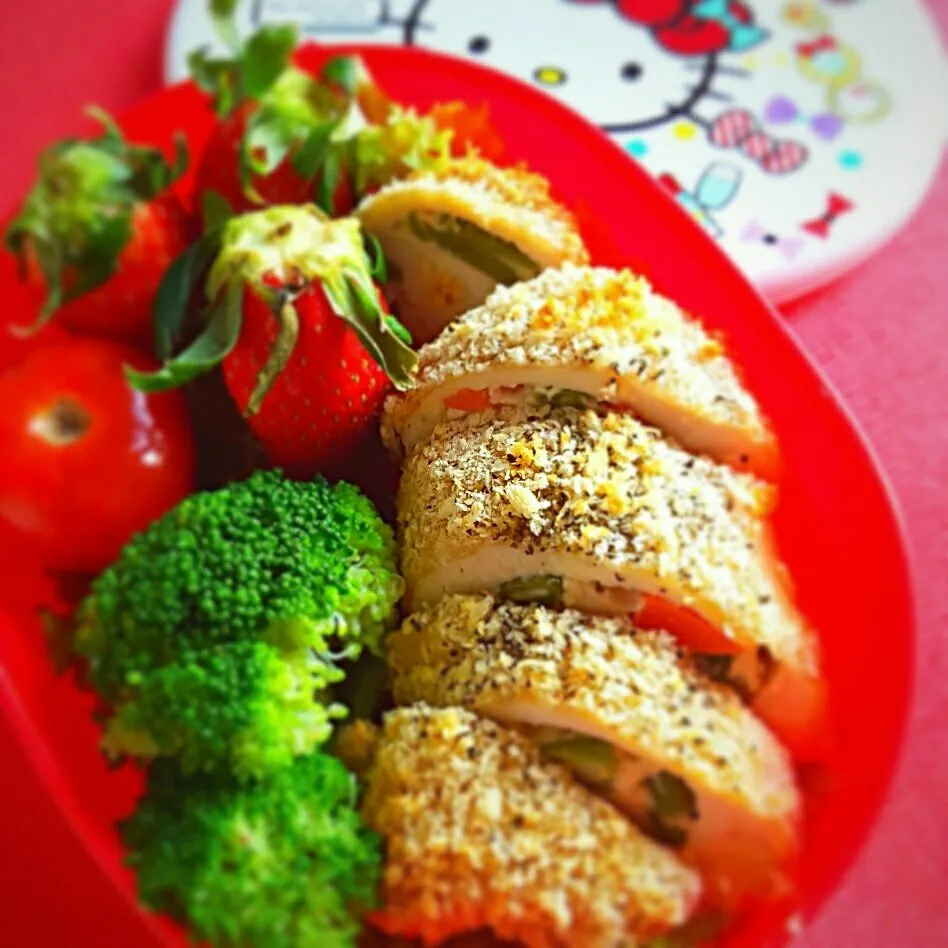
[356,157,588,345]
[397,405,827,760]
[382,265,777,477]
[388,595,801,906]
[360,704,701,948]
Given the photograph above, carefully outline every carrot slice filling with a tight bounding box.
[443,387,493,412]
[635,594,743,656]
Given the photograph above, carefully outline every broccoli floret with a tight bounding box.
[122,753,381,948]
[102,641,347,779]
[74,470,402,777]
[76,469,402,699]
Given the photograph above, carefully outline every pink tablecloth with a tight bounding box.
[0,2,946,945]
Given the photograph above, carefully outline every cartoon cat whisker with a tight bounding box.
[391,17,434,32]
[685,61,750,79]
[686,80,728,101]
[664,102,699,121]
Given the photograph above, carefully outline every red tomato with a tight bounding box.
[0,338,196,573]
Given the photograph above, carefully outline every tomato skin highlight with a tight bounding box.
[0,338,196,573]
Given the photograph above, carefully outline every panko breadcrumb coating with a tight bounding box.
[362,705,701,948]
[388,595,801,904]
[382,265,776,475]
[356,157,588,344]
[398,404,803,663]
[396,404,825,758]
[359,158,587,269]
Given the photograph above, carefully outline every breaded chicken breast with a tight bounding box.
[397,406,826,760]
[360,705,701,947]
[382,265,776,477]
[388,596,801,906]
[356,158,588,344]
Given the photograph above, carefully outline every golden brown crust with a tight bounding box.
[363,705,700,948]
[383,265,774,464]
[397,404,816,675]
[388,596,799,825]
[356,157,589,271]
[424,158,586,249]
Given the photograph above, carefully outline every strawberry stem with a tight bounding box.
[245,297,300,417]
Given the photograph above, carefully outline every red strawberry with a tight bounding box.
[194,100,355,219]
[189,17,365,223]
[189,16,448,222]
[223,278,390,472]
[129,204,417,477]
[4,110,191,347]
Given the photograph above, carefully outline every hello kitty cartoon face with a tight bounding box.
[401,0,723,132]
[257,0,768,133]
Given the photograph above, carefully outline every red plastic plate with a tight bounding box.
[0,44,914,948]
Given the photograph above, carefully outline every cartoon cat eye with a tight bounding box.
[533,66,568,86]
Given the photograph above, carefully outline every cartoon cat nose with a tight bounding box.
[533,66,567,86]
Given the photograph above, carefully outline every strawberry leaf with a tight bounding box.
[244,295,299,416]
[363,233,388,283]
[322,56,360,96]
[384,315,412,346]
[153,233,222,360]
[188,48,237,116]
[4,111,187,328]
[315,147,342,215]
[85,106,124,144]
[79,108,186,200]
[210,0,242,53]
[170,133,189,179]
[290,120,336,182]
[241,24,297,100]
[67,212,131,301]
[244,104,297,178]
[128,281,243,392]
[326,269,417,391]
[126,140,190,198]
[202,190,235,233]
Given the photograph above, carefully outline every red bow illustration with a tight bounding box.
[801,193,854,238]
[568,0,759,56]
[797,34,839,59]
[707,109,809,174]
